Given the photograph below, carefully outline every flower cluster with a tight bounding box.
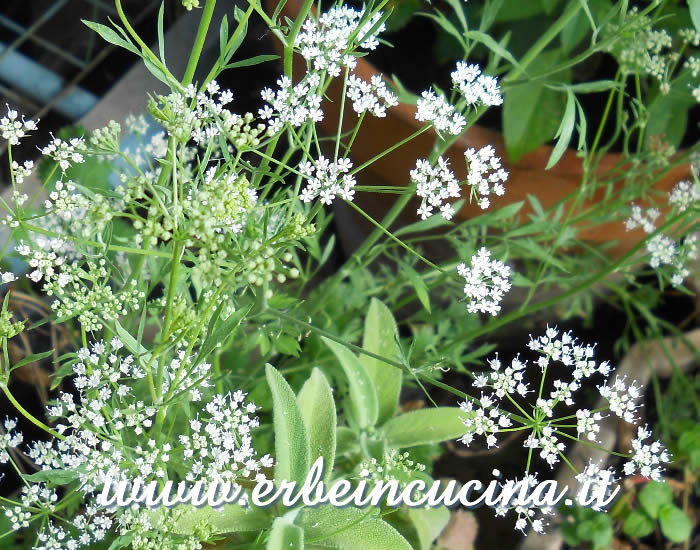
[458,327,657,476]
[0,418,23,463]
[415,89,466,135]
[295,6,385,76]
[623,425,671,481]
[40,135,86,172]
[1,104,38,145]
[411,156,461,220]
[299,155,356,204]
[451,62,503,106]
[259,74,323,134]
[464,145,508,209]
[624,190,698,286]
[346,74,398,117]
[457,247,511,315]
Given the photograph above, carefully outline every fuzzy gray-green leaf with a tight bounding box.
[322,337,379,429]
[297,367,336,483]
[265,364,311,486]
[361,298,402,425]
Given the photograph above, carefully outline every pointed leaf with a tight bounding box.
[382,407,467,448]
[265,364,311,485]
[361,299,402,425]
[321,337,378,429]
[297,368,336,483]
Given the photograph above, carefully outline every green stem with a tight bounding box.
[2,386,64,440]
[182,0,217,85]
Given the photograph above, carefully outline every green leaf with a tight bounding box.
[11,349,54,370]
[267,519,304,550]
[275,334,301,357]
[297,368,336,483]
[81,20,139,55]
[108,535,134,550]
[265,364,311,485]
[546,89,576,170]
[503,50,568,163]
[114,320,150,359]
[322,337,379,429]
[400,263,431,313]
[659,504,692,543]
[465,30,523,72]
[623,509,655,539]
[381,407,467,448]
[157,1,166,66]
[300,507,412,550]
[407,507,451,550]
[638,481,673,519]
[223,54,279,69]
[645,72,696,149]
[690,0,700,32]
[171,504,270,535]
[197,304,251,365]
[23,469,79,485]
[361,299,402,425]
[219,14,229,59]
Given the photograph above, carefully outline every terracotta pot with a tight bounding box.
[265,0,691,258]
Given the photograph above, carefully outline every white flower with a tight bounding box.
[1,105,38,145]
[457,247,511,316]
[575,460,618,510]
[598,375,641,423]
[668,180,699,212]
[295,6,385,76]
[259,74,324,134]
[623,425,670,481]
[525,426,565,467]
[474,354,529,398]
[576,408,603,442]
[41,135,85,172]
[459,395,511,448]
[415,89,466,135]
[298,155,356,204]
[625,204,660,233]
[464,145,508,209]
[11,160,34,185]
[0,418,23,464]
[411,156,461,220]
[451,61,503,106]
[346,74,398,117]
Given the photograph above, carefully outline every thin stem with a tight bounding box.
[182,0,217,85]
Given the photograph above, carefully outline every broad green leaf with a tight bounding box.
[691,0,700,32]
[361,298,402,425]
[659,504,692,543]
[638,481,673,519]
[503,50,568,163]
[171,504,270,535]
[645,72,696,149]
[267,518,304,550]
[300,507,412,550]
[322,337,379,429]
[546,89,576,170]
[407,506,451,550]
[297,368,336,483]
[623,509,655,539]
[382,407,467,448]
[265,364,311,485]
